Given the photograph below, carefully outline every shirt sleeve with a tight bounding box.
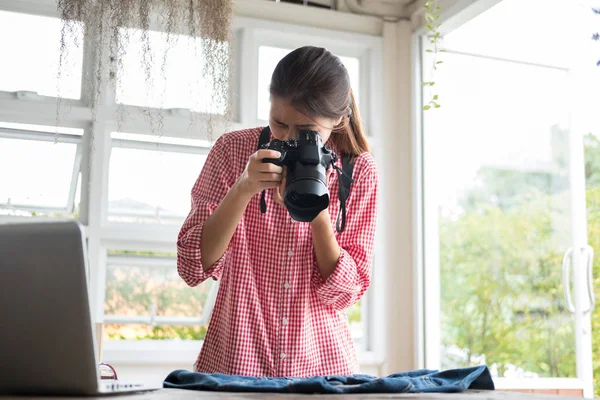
[177,135,236,287]
[311,157,379,310]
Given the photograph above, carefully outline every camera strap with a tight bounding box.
[258,126,272,214]
[335,154,354,233]
[256,126,354,233]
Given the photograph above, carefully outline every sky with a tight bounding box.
[424,0,600,215]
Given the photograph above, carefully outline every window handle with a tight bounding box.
[584,245,595,315]
[562,247,575,313]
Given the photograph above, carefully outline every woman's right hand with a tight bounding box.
[235,149,284,197]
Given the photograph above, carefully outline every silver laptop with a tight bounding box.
[0,220,161,395]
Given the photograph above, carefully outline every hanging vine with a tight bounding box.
[56,0,233,143]
[422,0,443,110]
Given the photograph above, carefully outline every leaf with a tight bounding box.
[434,103,441,108]
[425,49,434,53]
[436,61,444,64]
[433,94,439,100]
[423,105,431,110]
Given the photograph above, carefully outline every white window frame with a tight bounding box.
[0,127,83,215]
[0,0,385,371]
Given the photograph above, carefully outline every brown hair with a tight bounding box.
[269,46,370,158]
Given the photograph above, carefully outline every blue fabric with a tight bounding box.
[163,365,494,394]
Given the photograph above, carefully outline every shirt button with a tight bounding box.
[280,352,286,359]
[282,318,289,326]
[284,282,290,289]
[287,250,294,257]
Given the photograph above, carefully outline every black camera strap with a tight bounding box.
[256,126,354,233]
[258,126,272,214]
[334,155,354,233]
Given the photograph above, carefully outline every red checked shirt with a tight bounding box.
[177,127,378,377]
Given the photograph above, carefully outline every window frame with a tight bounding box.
[0,127,83,215]
[0,1,385,371]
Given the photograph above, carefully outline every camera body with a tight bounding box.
[261,130,337,222]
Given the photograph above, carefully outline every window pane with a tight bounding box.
[0,123,81,214]
[104,253,213,341]
[443,0,586,68]
[257,46,360,121]
[108,135,207,223]
[0,10,83,99]
[424,50,576,378]
[116,28,227,114]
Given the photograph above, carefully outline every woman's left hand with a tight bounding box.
[273,167,287,206]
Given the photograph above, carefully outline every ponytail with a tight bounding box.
[331,89,371,159]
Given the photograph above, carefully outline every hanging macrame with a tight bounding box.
[57,0,233,140]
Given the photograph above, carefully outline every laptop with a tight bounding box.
[0,220,161,395]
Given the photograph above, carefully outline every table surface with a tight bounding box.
[0,388,585,399]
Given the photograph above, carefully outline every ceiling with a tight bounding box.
[270,0,420,19]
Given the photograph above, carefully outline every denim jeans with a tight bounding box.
[163,365,494,394]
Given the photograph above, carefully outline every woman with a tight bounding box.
[177,46,378,378]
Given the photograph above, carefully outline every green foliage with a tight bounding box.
[440,193,576,377]
[423,0,442,111]
[346,301,361,324]
[104,258,213,341]
[440,133,600,395]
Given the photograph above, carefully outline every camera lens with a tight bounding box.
[284,177,329,222]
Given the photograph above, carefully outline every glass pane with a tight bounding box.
[443,0,586,68]
[116,28,227,114]
[346,300,363,349]
[104,253,213,340]
[257,46,360,121]
[424,51,576,378]
[581,50,600,397]
[0,10,83,99]
[108,137,207,223]
[0,132,79,213]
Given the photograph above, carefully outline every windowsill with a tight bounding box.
[102,340,385,367]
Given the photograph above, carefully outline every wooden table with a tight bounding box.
[0,388,585,399]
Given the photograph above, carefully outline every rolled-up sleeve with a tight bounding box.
[312,157,379,310]
[177,135,235,287]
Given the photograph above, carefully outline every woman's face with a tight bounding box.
[269,96,342,143]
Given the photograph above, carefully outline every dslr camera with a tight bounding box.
[261,130,337,222]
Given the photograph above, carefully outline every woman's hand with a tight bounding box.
[235,150,284,198]
[273,167,287,206]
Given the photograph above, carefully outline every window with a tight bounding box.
[256,45,360,121]
[0,122,83,216]
[421,0,597,389]
[116,28,228,114]
[108,132,208,224]
[424,51,573,377]
[103,251,214,341]
[0,10,83,99]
